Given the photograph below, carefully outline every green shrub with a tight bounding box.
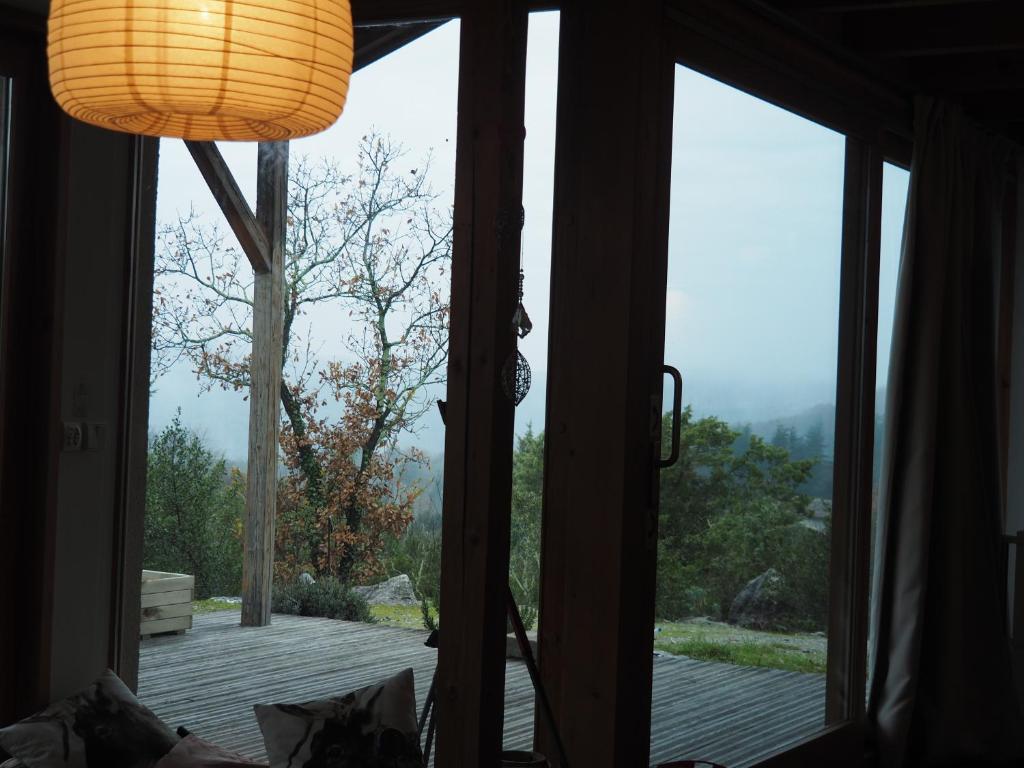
[144,413,244,599]
[380,513,442,607]
[272,577,374,623]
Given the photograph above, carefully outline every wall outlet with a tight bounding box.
[63,422,85,452]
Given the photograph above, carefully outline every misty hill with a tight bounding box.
[741,388,888,460]
[748,402,838,459]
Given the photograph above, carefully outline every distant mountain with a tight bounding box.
[748,402,838,458]
[740,388,888,461]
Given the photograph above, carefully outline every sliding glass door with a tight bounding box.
[650,64,845,767]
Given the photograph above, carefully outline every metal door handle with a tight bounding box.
[659,365,683,469]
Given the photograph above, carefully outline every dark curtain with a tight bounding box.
[867,97,1024,767]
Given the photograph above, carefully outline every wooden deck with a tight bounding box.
[138,611,824,767]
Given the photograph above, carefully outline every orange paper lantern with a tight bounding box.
[47,0,353,141]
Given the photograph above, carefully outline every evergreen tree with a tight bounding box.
[144,413,245,598]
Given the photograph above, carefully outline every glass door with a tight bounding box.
[650,65,846,767]
[0,76,10,288]
[0,74,11,380]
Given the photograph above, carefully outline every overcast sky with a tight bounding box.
[148,12,909,462]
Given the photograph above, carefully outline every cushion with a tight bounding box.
[253,668,422,768]
[153,735,265,768]
[0,669,178,768]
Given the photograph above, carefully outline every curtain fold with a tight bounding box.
[867,97,1024,768]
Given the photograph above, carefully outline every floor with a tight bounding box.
[138,611,825,767]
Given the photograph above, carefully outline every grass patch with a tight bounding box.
[654,621,826,674]
[370,604,425,629]
[655,635,825,674]
[193,599,241,614]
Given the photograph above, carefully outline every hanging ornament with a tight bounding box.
[511,269,533,340]
[500,207,532,406]
[501,350,532,406]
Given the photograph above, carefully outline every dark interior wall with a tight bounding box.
[0,4,143,715]
[48,120,137,700]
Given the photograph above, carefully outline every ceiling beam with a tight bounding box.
[903,52,1024,93]
[769,0,1001,12]
[353,22,442,69]
[184,141,272,275]
[960,88,1024,122]
[351,0,557,26]
[844,1,1024,57]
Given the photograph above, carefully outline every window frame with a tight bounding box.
[657,1,909,764]
[0,14,67,722]
[97,0,928,764]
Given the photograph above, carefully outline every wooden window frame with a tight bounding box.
[102,6,537,766]
[658,2,896,765]
[98,1,919,764]
[0,12,67,722]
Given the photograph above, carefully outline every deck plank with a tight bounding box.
[138,612,824,767]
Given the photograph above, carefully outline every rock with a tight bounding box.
[728,568,792,631]
[506,631,538,660]
[299,572,316,585]
[351,574,419,606]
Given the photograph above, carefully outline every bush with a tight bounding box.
[700,502,830,631]
[379,512,442,607]
[272,577,374,623]
[144,413,244,599]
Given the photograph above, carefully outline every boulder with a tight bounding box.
[728,568,791,631]
[352,574,419,606]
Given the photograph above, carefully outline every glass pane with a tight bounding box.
[505,8,560,752]
[868,162,910,698]
[651,65,845,767]
[139,24,460,761]
[0,77,10,278]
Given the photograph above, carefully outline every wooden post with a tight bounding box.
[241,141,288,627]
[434,1,527,765]
[826,136,882,725]
[536,3,673,766]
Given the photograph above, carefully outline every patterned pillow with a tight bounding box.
[0,669,178,768]
[153,735,266,768]
[253,668,422,768]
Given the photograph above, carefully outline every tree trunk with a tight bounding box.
[335,415,387,581]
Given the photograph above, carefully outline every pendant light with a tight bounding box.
[47,0,353,141]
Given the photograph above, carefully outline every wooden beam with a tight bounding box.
[666,0,913,147]
[845,1,1024,58]
[753,721,863,768]
[434,1,527,765]
[826,137,882,726]
[353,23,442,70]
[240,142,287,628]
[958,89,1024,124]
[352,0,460,25]
[903,52,1024,95]
[351,0,556,26]
[998,179,1017,516]
[767,0,1001,12]
[536,2,673,766]
[184,141,271,275]
[0,25,65,723]
[109,135,160,692]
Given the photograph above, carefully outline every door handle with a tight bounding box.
[660,365,683,469]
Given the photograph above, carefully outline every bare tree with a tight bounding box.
[153,132,452,580]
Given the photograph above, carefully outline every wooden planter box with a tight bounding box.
[141,570,194,637]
